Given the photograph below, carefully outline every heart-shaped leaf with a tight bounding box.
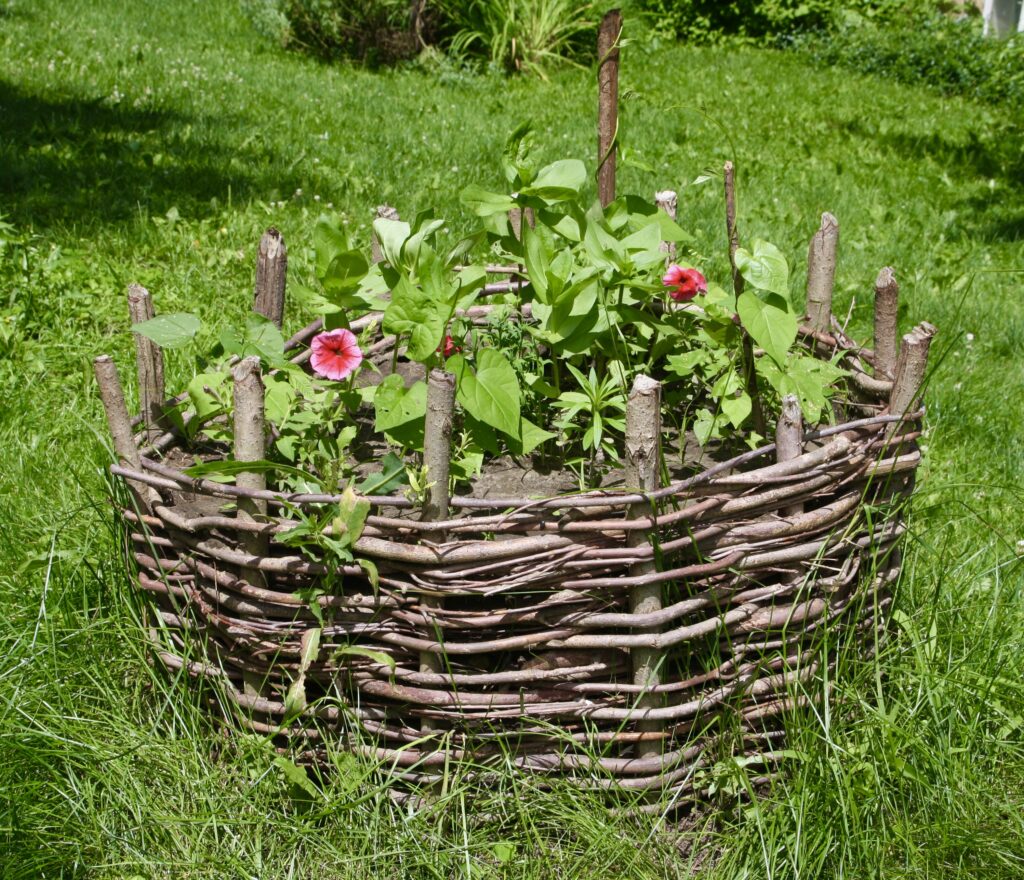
[737,291,797,368]
[448,349,521,439]
[132,313,201,349]
[735,239,790,299]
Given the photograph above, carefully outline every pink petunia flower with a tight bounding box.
[310,328,363,381]
[662,265,707,303]
[438,335,461,358]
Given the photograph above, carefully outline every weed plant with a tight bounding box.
[1,0,1023,876]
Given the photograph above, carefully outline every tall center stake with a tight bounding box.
[597,9,622,208]
[625,374,663,761]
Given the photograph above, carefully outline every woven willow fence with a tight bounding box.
[96,13,934,805]
[97,221,932,805]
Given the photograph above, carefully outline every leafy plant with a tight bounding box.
[442,0,596,76]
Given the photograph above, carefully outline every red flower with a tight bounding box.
[438,335,461,358]
[310,328,363,381]
[662,265,707,302]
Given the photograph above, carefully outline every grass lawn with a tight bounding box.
[2,0,1023,876]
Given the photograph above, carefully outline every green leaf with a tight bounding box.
[131,313,200,349]
[334,485,369,546]
[519,159,586,202]
[383,275,447,363]
[509,416,556,456]
[332,643,397,672]
[522,222,552,302]
[183,458,320,483]
[460,184,516,217]
[186,371,229,421]
[356,451,409,495]
[721,391,752,429]
[373,375,427,447]
[665,350,709,376]
[448,349,521,439]
[372,217,411,267]
[273,756,319,799]
[313,214,349,279]
[693,408,721,446]
[242,312,287,366]
[737,291,798,368]
[321,249,369,297]
[735,239,790,298]
[501,122,537,186]
[264,376,296,423]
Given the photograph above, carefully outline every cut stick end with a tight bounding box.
[630,374,660,398]
[232,354,263,385]
[875,266,897,295]
[259,227,285,260]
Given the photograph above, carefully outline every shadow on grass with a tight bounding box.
[839,117,1024,244]
[0,80,299,230]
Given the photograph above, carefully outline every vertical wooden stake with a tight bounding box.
[420,368,456,735]
[233,355,270,697]
[253,228,287,329]
[233,356,269,582]
[94,355,143,471]
[94,355,159,509]
[889,322,937,429]
[775,395,804,517]
[724,161,743,295]
[371,205,400,264]
[509,207,524,243]
[723,161,767,437]
[597,8,622,208]
[127,284,166,443]
[508,206,535,242]
[625,374,663,761]
[806,212,839,335]
[655,189,677,261]
[873,267,899,380]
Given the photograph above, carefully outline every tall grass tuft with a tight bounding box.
[440,0,596,76]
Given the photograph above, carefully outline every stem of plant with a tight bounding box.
[723,160,767,437]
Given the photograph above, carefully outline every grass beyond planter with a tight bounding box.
[1,0,1024,877]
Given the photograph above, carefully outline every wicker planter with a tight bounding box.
[99,256,934,803]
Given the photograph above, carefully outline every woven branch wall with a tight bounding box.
[103,300,931,805]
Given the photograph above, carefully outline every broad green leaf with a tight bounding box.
[332,644,397,671]
[132,312,200,349]
[273,756,319,799]
[321,249,369,297]
[186,371,229,421]
[243,312,287,366]
[509,416,556,456]
[735,239,790,298]
[374,375,427,440]
[501,121,537,186]
[372,217,411,267]
[334,485,369,546]
[693,408,721,446]
[313,214,349,279]
[264,376,295,423]
[403,216,445,265]
[356,451,408,495]
[737,291,798,368]
[460,184,516,217]
[721,391,752,429]
[522,222,552,302]
[665,350,709,376]
[519,159,586,201]
[383,275,447,363]
[448,349,521,439]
